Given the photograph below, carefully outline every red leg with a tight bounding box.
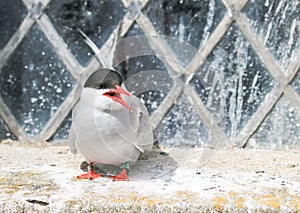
[77,162,102,180]
[110,168,128,181]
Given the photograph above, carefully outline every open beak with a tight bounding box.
[103,85,133,112]
[115,85,131,97]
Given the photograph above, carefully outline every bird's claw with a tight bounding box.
[109,169,128,181]
[77,170,102,180]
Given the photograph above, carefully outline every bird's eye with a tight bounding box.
[96,84,102,90]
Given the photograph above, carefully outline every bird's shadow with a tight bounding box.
[79,148,178,181]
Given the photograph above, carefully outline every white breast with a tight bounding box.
[71,88,150,166]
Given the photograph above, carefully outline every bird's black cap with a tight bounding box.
[84,69,123,90]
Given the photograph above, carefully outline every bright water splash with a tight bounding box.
[143,0,226,67]
[244,0,300,70]
[154,95,208,147]
[0,24,75,138]
[191,24,274,140]
[248,96,300,148]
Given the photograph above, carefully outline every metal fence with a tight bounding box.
[0,0,299,148]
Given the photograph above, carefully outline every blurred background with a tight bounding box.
[0,0,299,149]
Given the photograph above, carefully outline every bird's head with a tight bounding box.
[84,69,133,112]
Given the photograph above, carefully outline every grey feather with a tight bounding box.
[68,87,153,166]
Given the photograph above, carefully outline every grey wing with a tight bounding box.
[68,122,78,154]
[132,97,154,153]
[68,104,79,155]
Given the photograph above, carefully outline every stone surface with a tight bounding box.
[0,140,299,212]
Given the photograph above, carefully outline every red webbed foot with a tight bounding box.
[77,162,102,180]
[110,168,128,181]
[77,170,102,180]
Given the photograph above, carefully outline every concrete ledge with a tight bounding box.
[0,141,299,212]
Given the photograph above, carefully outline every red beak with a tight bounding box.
[103,85,133,112]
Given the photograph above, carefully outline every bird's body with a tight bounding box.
[68,69,153,180]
